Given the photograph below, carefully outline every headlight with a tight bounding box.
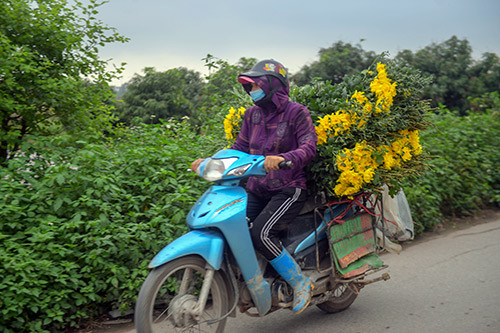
[203,158,238,181]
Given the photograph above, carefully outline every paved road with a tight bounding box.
[97,215,500,333]
[224,217,500,333]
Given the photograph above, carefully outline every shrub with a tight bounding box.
[0,120,221,332]
[403,110,500,233]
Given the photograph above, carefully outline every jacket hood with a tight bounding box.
[242,75,290,113]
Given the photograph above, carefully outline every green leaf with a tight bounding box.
[56,174,65,185]
[54,197,63,212]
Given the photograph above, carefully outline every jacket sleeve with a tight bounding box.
[279,106,317,169]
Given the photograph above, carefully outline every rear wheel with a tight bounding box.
[316,283,358,313]
[135,255,229,333]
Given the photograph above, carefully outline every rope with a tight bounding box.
[325,192,397,229]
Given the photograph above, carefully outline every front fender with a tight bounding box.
[149,230,225,269]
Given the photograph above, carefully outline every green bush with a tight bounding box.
[403,109,500,233]
[0,120,221,332]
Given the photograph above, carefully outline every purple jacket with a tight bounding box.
[231,76,317,198]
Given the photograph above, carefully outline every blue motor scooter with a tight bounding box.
[135,149,389,332]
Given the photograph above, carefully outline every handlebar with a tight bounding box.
[278,161,293,169]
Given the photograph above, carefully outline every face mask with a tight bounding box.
[249,89,266,102]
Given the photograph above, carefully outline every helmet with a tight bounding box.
[238,59,289,87]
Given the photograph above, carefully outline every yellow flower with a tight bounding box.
[382,149,397,169]
[351,90,368,104]
[315,124,328,145]
[334,182,349,197]
[363,100,373,113]
[391,139,403,155]
[402,147,412,161]
[315,110,355,145]
[335,170,363,196]
[224,107,246,143]
[408,130,422,155]
[224,120,233,140]
[370,63,397,113]
[334,141,379,197]
[363,168,375,183]
[357,118,367,128]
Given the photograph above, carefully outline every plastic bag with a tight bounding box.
[378,184,414,241]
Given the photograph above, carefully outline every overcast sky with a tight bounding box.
[95,0,500,85]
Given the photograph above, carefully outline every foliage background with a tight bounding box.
[0,2,499,331]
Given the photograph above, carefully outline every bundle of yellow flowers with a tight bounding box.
[304,61,431,198]
[223,106,246,147]
[311,63,429,197]
[224,61,431,198]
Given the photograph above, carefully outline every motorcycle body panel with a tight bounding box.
[293,203,350,254]
[186,185,272,315]
[293,220,327,254]
[148,229,225,270]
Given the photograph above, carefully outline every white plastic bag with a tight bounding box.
[379,184,414,241]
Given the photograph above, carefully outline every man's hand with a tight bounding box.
[190,158,205,172]
[264,155,285,172]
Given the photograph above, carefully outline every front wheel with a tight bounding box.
[316,282,358,313]
[135,255,230,333]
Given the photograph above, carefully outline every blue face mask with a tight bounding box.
[249,88,266,102]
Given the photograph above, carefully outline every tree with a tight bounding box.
[292,41,378,85]
[395,36,473,112]
[202,55,256,105]
[0,0,127,163]
[116,67,205,124]
[395,36,500,113]
[467,52,500,100]
[193,55,257,133]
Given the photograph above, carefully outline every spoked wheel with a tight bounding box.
[135,255,229,333]
[316,282,358,313]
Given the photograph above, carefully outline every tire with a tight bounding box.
[316,283,358,313]
[135,255,230,333]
